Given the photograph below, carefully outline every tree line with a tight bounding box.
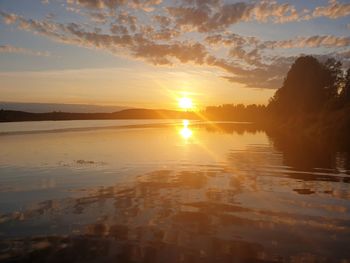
[202,55,350,147]
[268,56,350,115]
[204,56,350,119]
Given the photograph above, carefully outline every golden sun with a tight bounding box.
[179,97,193,110]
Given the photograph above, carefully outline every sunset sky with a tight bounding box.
[0,0,349,109]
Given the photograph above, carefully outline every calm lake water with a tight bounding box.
[0,120,349,262]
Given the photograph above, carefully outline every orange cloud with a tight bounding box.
[1,0,349,91]
[312,0,350,19]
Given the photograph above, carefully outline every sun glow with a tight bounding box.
[180,119,192,139]
[179,97,193,110]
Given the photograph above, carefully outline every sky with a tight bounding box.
[0,0,349,109]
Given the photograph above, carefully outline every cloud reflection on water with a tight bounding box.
[0,122,350,262]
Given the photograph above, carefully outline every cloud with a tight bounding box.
[63,22,134,50]
[249,1,299,23]
[131,41,208,65]
[66,0,127,9]
[88,11,109,23]
[63,0,350,32]
[0,11,203,66]
[152,15,171,27]
[0,45,51,57]
[0,11,17,24]
[116,12,138,32]
[312,0,350,19]
[263,35,350,49]
[1,0,349,91]
[66,0,162,11]
[219,57,296,89]
[167,1,301,33]
[140,26,181,41]
[167,2,252,32]
[110,24,128,35]
[205,54,295,89]
[66,6,81,14]
[166,6,211,32]
[2,8,348,90]
[206,33,350,50]
[205,33,259,47]
[128,0,162,12]
[228,47,264,67]
[167,0,350,33]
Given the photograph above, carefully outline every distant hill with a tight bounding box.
[0,102,127,113]
[0,109,197,122]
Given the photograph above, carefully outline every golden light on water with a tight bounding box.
[180,119,192,139]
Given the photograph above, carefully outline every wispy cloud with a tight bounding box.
[312,0,350,19]
[66,0,162,11]
[1,0,349,90]
[263,35,350,49]
[0,45,51,57]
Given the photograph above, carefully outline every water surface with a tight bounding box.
[0,120,349,262]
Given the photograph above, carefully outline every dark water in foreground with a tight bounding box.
[0,120,349,262]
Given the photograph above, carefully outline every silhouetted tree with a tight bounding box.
[340,68,350,105]
[203,104,266,121]
[324,58,343,96]
[268,56,337,115]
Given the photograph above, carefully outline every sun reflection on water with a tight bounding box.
[180,119,192,140]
